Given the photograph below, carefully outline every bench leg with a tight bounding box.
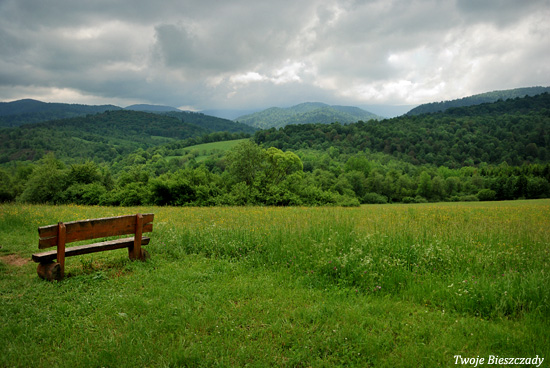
[37,262,63,281]
[128,247,150,261]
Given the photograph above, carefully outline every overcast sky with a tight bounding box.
[1,0,549,111]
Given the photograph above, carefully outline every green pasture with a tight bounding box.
[1,201,548,367]
[166,139,248,163]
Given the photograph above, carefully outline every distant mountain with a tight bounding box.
[125,104,181,113]
[0,99,121,127]
[360,104,418,118]
[201,108,264,120]
[235,102,382,129]
[406,86,550,115]
[0,99,256,135]
[162,111,257,134]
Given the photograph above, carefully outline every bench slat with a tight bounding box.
[32,236,150,263]
[38,214,154,249]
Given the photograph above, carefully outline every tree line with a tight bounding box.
[2,141,549,206]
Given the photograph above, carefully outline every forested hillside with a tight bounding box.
[0,99,122,127]
[406,86,550,115]
[256,93,550,167]
[0,110,253,163]
[236,102,381,129]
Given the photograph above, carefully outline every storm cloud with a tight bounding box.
[0,0,549,110]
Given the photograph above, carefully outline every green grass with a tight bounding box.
[1,201,549,367]
[166,139,248,163]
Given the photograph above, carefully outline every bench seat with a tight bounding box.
[32,236,150,263]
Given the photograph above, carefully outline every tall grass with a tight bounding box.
[1,200,548,367]
[154,202,549,319]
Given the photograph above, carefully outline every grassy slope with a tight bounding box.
[1,201,548,367]
[168,138,248,162]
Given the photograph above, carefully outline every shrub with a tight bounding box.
[477,189,497,201]
[63,183,107,205]
[414,195,428,203]
[459,194,479,202]
[336,195,361,207]
[18,155,68,204]
[100,183,148,206]
[0,169,15,202]
[362,192,388,204]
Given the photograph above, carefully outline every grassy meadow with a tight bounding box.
[1,200,549,367]
[167,139,249,163]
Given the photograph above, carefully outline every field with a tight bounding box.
[1,201,549,367]
[167,139,249,163]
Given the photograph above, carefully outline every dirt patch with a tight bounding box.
[0,254,30,267]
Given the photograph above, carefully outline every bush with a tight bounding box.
[336,195,361,207]
[414,195,429,203]
[0,169,15,202]
[63,183,107,205]
[100,183,148,206]
[477,189,497,201]
[459,195,479,202]
[362,192,388,204]
[149,177,196,206]
[18,155,68,204]
[259,184,302,206]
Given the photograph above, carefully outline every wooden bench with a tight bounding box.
[32,213,154,281]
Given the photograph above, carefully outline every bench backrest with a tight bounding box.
[38,213,154,249]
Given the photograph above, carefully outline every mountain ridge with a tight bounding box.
[2,85,549,128]
[406,86,550,115]
[235,102,382,129]
[0,99,121,127]
[125,104,182,113]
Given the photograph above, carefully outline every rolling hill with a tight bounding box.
[235,102,382,129]
[0,109,253,163]
[406,86,550,115]
[0,99,121,127]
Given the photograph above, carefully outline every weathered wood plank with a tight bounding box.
[57,222,66,279]
[32,237,151,263]
[130,214,143,260]
[38,214,154,249]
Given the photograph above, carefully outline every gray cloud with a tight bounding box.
[0,0,549,110]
